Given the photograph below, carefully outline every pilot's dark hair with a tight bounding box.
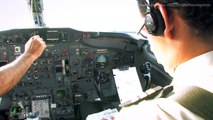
[137,0,213,41]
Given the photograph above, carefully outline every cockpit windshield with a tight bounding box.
[0,0,142,32]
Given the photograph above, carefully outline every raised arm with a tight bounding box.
[0,35,46,96]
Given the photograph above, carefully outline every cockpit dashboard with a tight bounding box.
[0,28,172,120]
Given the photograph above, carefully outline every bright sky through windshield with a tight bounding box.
[0,0,142,32]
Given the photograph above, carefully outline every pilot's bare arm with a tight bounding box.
[0,35,46,96]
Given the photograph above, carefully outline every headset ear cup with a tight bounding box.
[145,12,157,34]
[145,10,165,35]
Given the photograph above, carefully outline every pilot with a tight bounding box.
[0,35,46,96]
[115,0,213,119]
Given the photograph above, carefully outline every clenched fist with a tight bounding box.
[24,35,46,60]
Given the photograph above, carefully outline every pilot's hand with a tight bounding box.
[24,35,46,60]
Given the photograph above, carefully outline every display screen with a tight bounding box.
[97,55,108,63]
[56,90,65,97]
[12,107,22,113]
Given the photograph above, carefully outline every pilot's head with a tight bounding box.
[137,0,213,75]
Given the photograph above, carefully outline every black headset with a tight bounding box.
[144,0,165,36]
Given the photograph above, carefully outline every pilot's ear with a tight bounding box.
[154,3,175,39]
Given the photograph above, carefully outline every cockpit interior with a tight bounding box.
[0,0,172,120]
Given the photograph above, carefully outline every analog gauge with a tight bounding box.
[83,57,93,67]
[113,54,121,64]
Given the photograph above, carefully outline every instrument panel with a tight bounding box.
[0,28,149,120]
[0,28,172,120]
